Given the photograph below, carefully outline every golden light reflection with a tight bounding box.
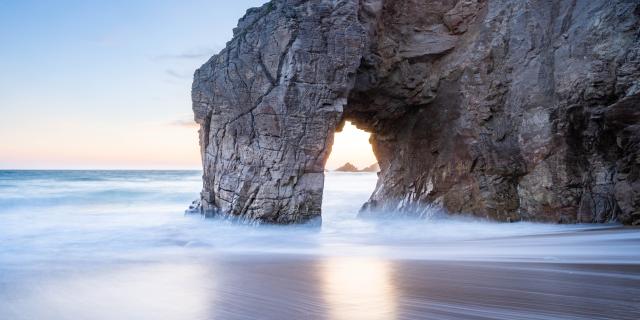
[321,257,397,320]
[326,121,377,170]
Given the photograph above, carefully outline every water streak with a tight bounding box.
[0,170,638,319]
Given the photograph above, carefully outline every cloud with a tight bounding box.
[162,52,210,59]
[153,46,222,61]
[165,69,192,79]
[168,119,199,129]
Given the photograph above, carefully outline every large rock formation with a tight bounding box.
[192,0,365,223]
[193,0,640,225]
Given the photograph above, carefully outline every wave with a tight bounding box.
[0,171,637,266]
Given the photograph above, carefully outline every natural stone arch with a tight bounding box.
[192,0,640,225]
[192,0,365,223]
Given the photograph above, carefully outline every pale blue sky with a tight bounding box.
[0,0,376,169]
[0,0,266,169]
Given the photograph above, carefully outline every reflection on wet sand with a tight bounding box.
[1,172,639,319]
[2,264,213,320]
[2,256,640,320]
[321,257,397,320]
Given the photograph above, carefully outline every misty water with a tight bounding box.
[0,170,638,319]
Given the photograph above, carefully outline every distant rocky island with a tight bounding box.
[334,162,380,172]
[191,0,639,225]
[360,163,380,172]
[335,162,359,172]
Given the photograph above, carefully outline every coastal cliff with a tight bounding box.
[193,0,639,224]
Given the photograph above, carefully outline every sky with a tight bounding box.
[0,0,376,170]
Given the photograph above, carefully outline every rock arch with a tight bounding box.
[192,0,639,225]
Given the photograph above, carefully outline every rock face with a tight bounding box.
[335,162,360,172]
[193,0,640,225]
[192,0,365,223]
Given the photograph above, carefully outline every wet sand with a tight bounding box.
[1,171,638,319]
[183,256,640,320]
[2,254,639,320]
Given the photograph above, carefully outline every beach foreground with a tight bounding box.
[3,254,639,320]
[0,171,638,319]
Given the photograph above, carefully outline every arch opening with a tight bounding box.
[321,121,379,220]
[325,121,377,172]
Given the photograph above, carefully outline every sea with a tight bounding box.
[0,170,638,319]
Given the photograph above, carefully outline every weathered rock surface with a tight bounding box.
[192,0,365,223]
[193,0,640,225]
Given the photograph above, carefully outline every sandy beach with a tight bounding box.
[0,171,638,319]
[2,253,639,319]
